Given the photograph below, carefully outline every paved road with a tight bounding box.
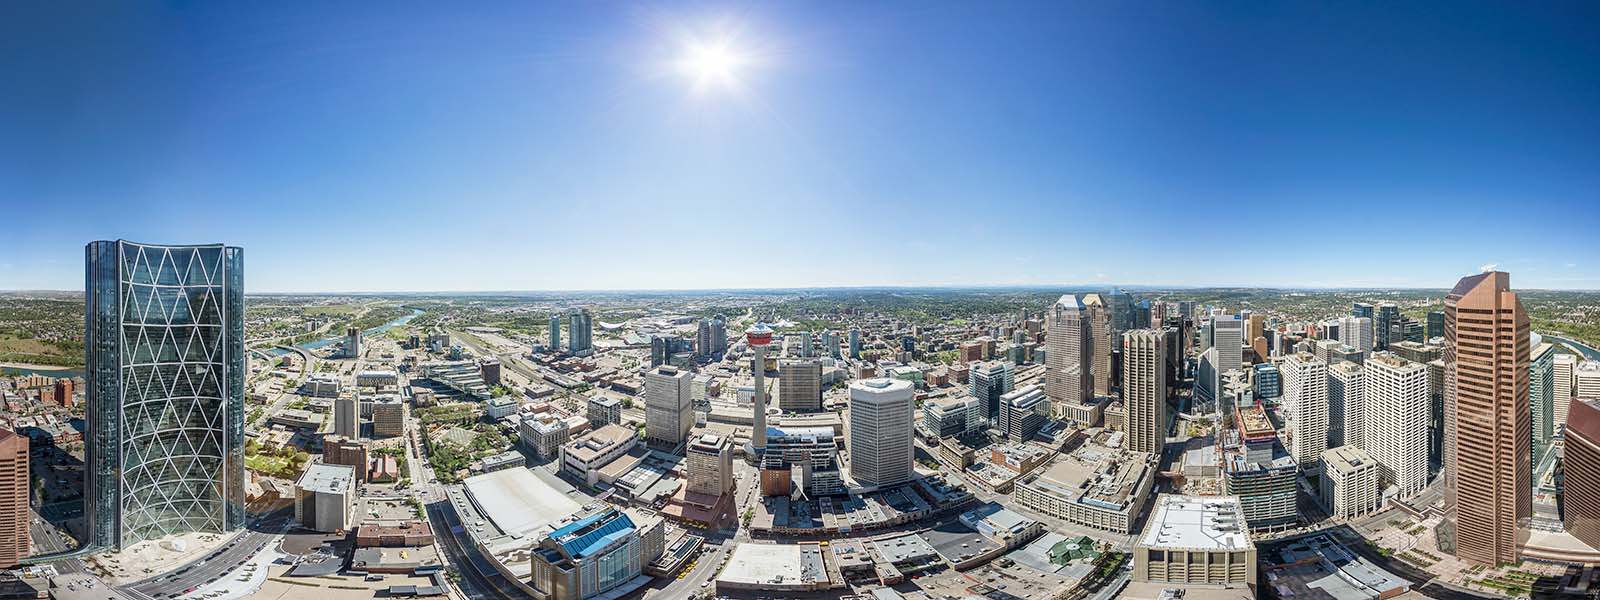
[644,542,727,599]
[427,499,522,600]
[120,509,292,599]
[29,508,85,573]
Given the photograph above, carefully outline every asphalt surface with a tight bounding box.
[28,507,85,573]
[119,509,292,599]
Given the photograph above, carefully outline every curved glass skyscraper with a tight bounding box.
[86,240,245,550]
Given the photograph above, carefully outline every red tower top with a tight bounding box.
[745,323,773,346]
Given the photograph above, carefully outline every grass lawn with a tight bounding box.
[246,454,290,474]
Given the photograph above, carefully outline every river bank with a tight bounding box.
[0,362,85,378]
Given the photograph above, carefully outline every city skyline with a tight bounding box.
[4,3,1599,292]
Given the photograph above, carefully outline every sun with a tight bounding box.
[676,37,748,92]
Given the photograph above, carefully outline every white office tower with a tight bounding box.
[644,365,694,449]
[1322,445,1382,519]
[1328,362,1364,449]
[1578,361,1600,401]
[1212,315,1244,380]
[1045,295,1092,405]
[1123,330,1167,456]
[1338,316,1375,354]
[1363,353,1430,496]
[1555,353,1578,430]
[1282,352,1330,471]
[848,378,916,488]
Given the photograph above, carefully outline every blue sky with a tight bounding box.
[3,2,1598,292]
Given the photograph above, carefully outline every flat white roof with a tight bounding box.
[463,468,582,538]
[299,462,356,495]
[1138,494,1252,551]
[717,543,823,586]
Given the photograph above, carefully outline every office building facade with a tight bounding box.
[848,378,916,488]
[1444,271,1530,566]
[778,359,823,413]
[644,366,694,449]
[1123,330,1167,456]
[85,240,246,551]
[1364,353,1430,497]
[1281,352,1329,472]
[1045,295,1092,407]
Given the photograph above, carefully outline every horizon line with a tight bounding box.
[5,282,1597,295]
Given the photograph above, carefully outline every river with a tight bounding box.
[1541,333,1600,361]
[266,307,424,355]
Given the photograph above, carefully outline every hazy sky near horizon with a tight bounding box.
[3,2,1599,292]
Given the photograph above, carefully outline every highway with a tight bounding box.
[119,509,292,599]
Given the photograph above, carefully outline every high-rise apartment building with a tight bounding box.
[848,328,861,359]
[1338,316,1374,355]
[778,359,823,413]
[1363,353,1430,497]
[1328,361,1364,450]
[1123,330,1167,456]
[848,378,916,488]
[1444,271,1530,566]
[567,308,594,354]
[548,313,562,351]
[645,366,694,448]
[1281,352,1329,472]
[0,430,27,568]
[1045,295,1092,407]
[86,240,246,551]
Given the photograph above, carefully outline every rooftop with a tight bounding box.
[463,467,584,538]
[718,543,827,587]
[1138,494,1252,551]
[299,462,356,494]
[1322,445,1379,474]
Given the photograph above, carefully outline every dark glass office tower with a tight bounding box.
[86,241,245,551]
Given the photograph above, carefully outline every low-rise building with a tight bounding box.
[1133,494,1256,586]
[559,424,642,488]
[586,396,622,427]
[356,370,400,388]
[301,374,341,398]
[270,408,322,430]
[356,521,435,547]
[1013,434,1155,534]
[486,396,519,420]
[480,450,526,473]
[521,413,572,460]
[528,508,665,600]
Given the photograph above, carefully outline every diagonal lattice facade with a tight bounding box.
[86,241,245,551]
